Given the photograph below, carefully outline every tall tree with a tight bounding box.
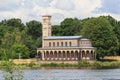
[60,18,81,36]
[81,16,119,59]
[11,44,29,59]
[0,18,25,30]
[26,20,42,39]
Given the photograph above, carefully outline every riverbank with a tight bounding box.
[0,60,119,69]
[1,56,120,69]
[40,60,120,69]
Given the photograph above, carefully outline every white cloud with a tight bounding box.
[0,0,120,24]
[51,0,75,10]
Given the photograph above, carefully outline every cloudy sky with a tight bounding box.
[0,0,120,24]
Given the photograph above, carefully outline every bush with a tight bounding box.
[41,63,58,67]
[78,60,91,68]
[28,62,36,68]
[93,61,102,69]
[49,63,58,67]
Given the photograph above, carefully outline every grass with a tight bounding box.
[40,60,120,69]
[1,59,120,69]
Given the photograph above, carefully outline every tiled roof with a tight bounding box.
[37,46,96,50]
[80,38,90,40]
[44,36,82,40]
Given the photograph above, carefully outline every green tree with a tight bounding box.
[0,18,25,31]
[60,18,81,36]
[1,49,23,80]
[105,16,120,55]
[11,44,29,59]
[52,25,62,36]
[0,28,27,58]
[81,16,119,59]
[26,20,42,39]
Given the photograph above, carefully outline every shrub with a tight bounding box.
[28,62,36,68]
[93,61,102,69]
[78,60,91,68]
[49,63,58,67]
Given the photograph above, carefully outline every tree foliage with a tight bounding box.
[52,18,81,36]
[26,20,42,39]
[0,18,25,30]
[0,15,120,59]
[81,17,119,59]
[11,44,29,59]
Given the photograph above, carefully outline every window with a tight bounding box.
[43,19,47,23]
[61,42,63,46]
[57,42,59,46]
[69,42,72,46]
[53,42,55,46]
[49,42,51,47]
[65,42,67,46]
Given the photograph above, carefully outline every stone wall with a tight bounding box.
[12,58,79,64]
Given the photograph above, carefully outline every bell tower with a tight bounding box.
[42,15,51,48]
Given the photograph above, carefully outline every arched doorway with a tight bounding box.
[67,51,70,60]
[58,51,61,60]
[71,51,74,60]
[86,50,90,60]
[50,51,53,60]
[82,50,85,60]
[63,51,66,60]
[75,51,78,60]
[54,51,57,59]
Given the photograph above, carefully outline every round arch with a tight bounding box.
[50,51,53,59]
[67,51,70,59]
[63,51,66,59]
[75,51,78,59]
[54,51,57,58]
[82,50,85,59]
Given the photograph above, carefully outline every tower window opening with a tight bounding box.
[53,42,55,46]
[49,42,51,47]
[69,42,72,46]
[65,42,67,46]
[61,42,63,46]
[57,42,59,46]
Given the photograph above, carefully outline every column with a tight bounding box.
[54,51,57,60]
[57,52,59,60]
[70,52,72,60]
[42,51,45,60]
[52,51,55,60]
[44,52,46,60]
[61,52,63,60]
[80,51,82,60]
[65,52,67,60]
[49,52,51,60]
[47,51,50,60]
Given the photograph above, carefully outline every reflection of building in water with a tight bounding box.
[37,15,96,61]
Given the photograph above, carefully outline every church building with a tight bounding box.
[37,15,96,61]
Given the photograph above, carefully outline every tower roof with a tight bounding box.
[42,15,51,17]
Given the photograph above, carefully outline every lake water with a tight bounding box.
[0,69,120,80]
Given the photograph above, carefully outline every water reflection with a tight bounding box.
[0,69,120,80]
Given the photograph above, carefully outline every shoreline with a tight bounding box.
[13,60,120,70]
